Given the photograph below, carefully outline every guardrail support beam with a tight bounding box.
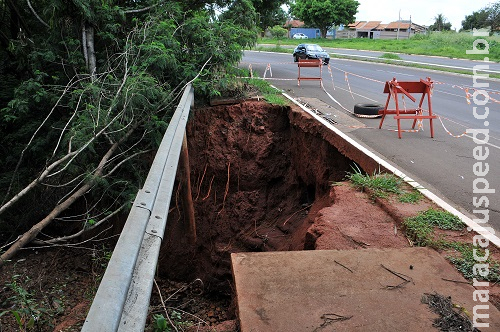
[180,132,196,245]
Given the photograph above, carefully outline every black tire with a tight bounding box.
[293,55,298,62]
[353,103,384,116]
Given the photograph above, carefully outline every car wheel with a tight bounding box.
[353,103,384,117]
[294,55,298,62]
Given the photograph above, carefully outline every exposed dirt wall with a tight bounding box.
[158,100,353,291]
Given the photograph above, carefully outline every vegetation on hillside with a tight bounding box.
[0,0,274,264]
[461,1,500,32]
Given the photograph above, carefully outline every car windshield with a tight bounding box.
[306,45,324,52]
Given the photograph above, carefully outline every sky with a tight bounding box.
[355,0,493,31]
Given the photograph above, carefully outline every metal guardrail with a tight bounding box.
[82,84,194,332]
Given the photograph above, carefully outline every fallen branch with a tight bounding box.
[334,260,354,273]
[0,125,136,266]
[26,0,49,28]
[154,279,179,332]
[380,263,414,289]
[313,313,353,332]
[31,204,127,244]
[0,151,78,216]
[441,278,471,285]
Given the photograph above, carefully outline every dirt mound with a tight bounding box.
[305,184,410,250]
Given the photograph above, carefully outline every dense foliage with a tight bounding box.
[461,1,500,32]
[429,14,452,32]
[0,0,264,258]
[290,0,359,38]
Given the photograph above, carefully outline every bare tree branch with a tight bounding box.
[0,151,78,216]
[1,76,83,206]
[26,0,49,28]
[33,203,127,244]
[123,6,153,14]
[0,123,137,266]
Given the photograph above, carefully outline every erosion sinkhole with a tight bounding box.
[158,100,353,294]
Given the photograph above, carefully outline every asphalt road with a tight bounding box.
[242,50,500,233]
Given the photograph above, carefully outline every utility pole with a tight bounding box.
[396,9,401,40]
[408,15,412,38]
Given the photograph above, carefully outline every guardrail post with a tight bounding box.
[180,131,196,245]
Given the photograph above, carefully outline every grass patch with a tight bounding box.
[379,53,402,60]
[346,166,422,203]
[403,209,500,282]
[447,245,500,282]
[347,170,402,198]
[404,214,434,246]
[243,77,287,106]
[413,209,465,231]
[253,44,292,54]
[404,209,465,246]
[329,53,500,78]
[398,190,423,204]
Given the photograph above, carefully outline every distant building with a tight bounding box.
[336,20,427,39]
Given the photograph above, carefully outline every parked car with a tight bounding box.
[292,33,308,39]
[293,44,330,65]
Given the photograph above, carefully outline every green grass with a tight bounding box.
[410,208,465,231]
[398,190,423,204]
[346,166,422,203]
[347,170,402,198]
[379,53,402,60]
[254,44,293,54]
[403,209,500,282]
[258,32,500,62]
[447,244,500,282]
[243,77,288,106]
[404,209,464,246]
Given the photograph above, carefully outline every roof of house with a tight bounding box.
[284,20,304,28]
[345,20,428,32]
[348,21,366,29]
[357,21,382,31]
[385,21,411,30]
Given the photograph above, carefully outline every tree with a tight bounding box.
[0,0,258,264]
[429,13,452,31]
[461,9,490,31]
[290,0,359,38]
[269,25,288,40]
[252,0,289,30]
[486,1,500,32]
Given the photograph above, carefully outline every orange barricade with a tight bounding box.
[379,77,437,139]
[297,59,322,87]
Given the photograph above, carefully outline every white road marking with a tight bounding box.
[376,69,414,77]
[464,135,500,150]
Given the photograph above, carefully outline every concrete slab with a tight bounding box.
[231,248,500,331]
